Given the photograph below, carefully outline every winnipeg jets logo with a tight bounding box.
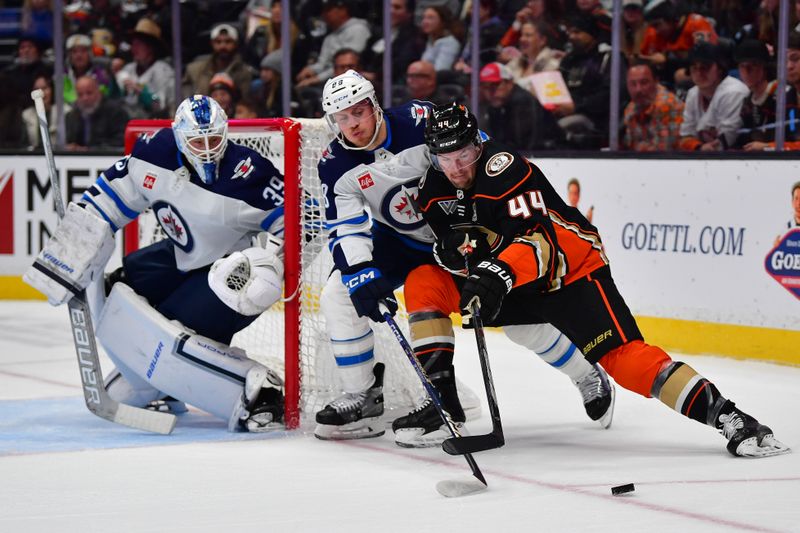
[232,157,255,180]
[152,201,193,252]
[380,181,426,230]
[320,147,335,164]
[410,103,429,126]
[438,199,458,215]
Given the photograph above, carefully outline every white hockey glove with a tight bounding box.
[208,246,284,316]
[23,202,115,305]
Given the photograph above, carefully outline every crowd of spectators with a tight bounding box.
[0,0,799,153]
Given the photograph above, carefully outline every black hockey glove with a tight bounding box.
[433,230,491,276]
[341,264,398,322]
[459,258,515,327]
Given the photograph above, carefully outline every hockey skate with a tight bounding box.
[241,386,285,432]
[315,363,385,440]
[573,363,615,429]
[393,376,466,448]
[718,404,790,458]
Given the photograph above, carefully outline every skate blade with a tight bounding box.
[395,423,467,449]
[436,477,488,498]
[598,384,615,430]
[315,418,385,440]
[735,435,791,458]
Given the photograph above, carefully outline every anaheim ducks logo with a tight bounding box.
[486,152,513,176]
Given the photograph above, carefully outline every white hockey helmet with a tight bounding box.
[173,95,229,184]
[322,69,384,150]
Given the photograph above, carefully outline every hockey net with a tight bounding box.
[122,118,428,428]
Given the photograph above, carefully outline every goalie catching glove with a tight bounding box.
[433,229,491,276]
[23,202,116,305]
[459,258,515,327]
[208,234,284,316]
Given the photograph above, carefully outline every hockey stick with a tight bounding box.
[30,89,176,435]
[442,301,504,455]
[379,302,487,497]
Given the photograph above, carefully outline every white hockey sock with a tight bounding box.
[504,323,592,382]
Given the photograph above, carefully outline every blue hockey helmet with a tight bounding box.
[173,95,229,184]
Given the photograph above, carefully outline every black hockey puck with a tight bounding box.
[611,483,635,495]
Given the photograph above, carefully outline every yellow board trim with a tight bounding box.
[636,315,800,366]
[2,276,797,365]
[0,276,45,300]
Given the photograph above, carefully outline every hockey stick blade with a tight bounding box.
[436,477,488,498]
[442,431,505,456]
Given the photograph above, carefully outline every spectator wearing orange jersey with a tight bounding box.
[639,0,717,87]
[622,61,684,151]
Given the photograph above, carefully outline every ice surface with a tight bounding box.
[1,301,798,532]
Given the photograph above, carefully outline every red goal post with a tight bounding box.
[122,118,307,428]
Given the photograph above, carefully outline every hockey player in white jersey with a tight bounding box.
[25,95,286,432]
[313,70,615,445]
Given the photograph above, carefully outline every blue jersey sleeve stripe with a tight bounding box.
[81,195,119,233]
[260,206,284,231]
[325,212,369,230]
[95,177,139,220]
[327,232,371,251]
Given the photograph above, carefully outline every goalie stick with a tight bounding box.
[379,302,487,497]
[30,89,176,435]
[442,301,504,455]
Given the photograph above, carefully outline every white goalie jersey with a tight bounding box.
[318,100,437,271]
[81,128,287,271]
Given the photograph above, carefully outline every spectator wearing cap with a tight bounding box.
[621,0,646,60]
[555,13,622,147]
[183,23,254,101]
[365,0,426,83]
[639,0,717,87]
[419,5,462,72]
[3,35,52,110]
[116,18,175,119]
[64,34,118,105]
[622,60,684,151]
[679,42,749,150]
[65,76,129,151]
[505,20,562,97]
[209,72,239,118]
[249,49,287,118]
[478,61,563,150]
[295,0,371,88]
[733,39,779,150]
[737,33,800,150]
[23,74,72,149]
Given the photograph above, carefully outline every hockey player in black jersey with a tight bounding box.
[398,102,790,457]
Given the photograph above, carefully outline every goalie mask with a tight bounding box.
[173,95,229,184]
[322,69,384,151]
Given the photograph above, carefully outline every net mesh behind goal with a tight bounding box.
[122,118,426,428]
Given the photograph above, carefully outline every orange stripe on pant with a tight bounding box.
[599,340,672,398]
[404,265,461,315]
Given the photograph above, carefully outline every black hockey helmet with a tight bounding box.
[424,102,480,154]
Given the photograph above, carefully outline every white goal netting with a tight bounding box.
[131,118,429,423]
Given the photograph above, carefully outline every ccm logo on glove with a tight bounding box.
[344,268,379,290]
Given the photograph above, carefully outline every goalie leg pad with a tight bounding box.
[23,202,115,305]
[96,283,282,430]
[320,271,376,394]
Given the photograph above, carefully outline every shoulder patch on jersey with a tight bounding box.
[143,173,157,189]
[320,146,336,164]
[486,152,514,177]
[232,157,255,180]
[357,171,374,190]
[410,102,429,126]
